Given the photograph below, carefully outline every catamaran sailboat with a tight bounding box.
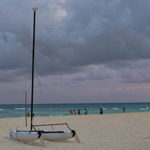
[9,7,80,144]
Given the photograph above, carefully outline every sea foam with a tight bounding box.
[112,108,119,110]
[139,107,148,110]
[14,108,25,111]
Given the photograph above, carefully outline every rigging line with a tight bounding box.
[21,66,31,105]
[35,65,54,130]
[33,119,40,130]
[15,69,31,127]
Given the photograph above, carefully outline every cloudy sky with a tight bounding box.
[1,0,150,104]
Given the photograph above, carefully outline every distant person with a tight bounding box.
[69,110,73,115]
[26,112,29,117]
[84,108,87,115]
[100,108,103,114]
[78,109,80,115]
[73,110,76,115]
[122,107,125,113]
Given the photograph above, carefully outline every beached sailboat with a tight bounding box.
[9,7,80,144]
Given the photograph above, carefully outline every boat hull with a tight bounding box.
[9,130,40,144]
[41,130,75,142]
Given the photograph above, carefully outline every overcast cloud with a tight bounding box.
[1,0,150,104]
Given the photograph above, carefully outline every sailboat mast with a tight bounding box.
[31,7,38,131]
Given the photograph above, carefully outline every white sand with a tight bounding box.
[1,112,150,150]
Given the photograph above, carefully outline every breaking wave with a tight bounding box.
[112,108,119,110]
[139,107,148,110]
[14,108,25,111]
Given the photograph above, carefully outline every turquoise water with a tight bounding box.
[0,103,150,118]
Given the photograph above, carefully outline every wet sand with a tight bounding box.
[1,112,150,150]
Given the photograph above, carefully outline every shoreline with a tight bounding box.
[0,111,149,119]
[1,110,150,119]
[1,112,150,150]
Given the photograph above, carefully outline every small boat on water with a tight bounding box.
[9,7,80,145]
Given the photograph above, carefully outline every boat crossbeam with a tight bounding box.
[33,123,72,130]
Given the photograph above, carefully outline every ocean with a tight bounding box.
[0,103,150,118]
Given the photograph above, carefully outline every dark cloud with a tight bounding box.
[1,0,150,103]
[32,0,150,75]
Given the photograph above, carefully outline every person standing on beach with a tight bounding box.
[73,110,76,115]
[26,112,29,117]
[100,108,103,114]
[78,109,80,115]
[84,108,87,115]
[122,107,125,113]
[70,110,73,115]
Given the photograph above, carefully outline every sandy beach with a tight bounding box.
[1,112,150,150]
